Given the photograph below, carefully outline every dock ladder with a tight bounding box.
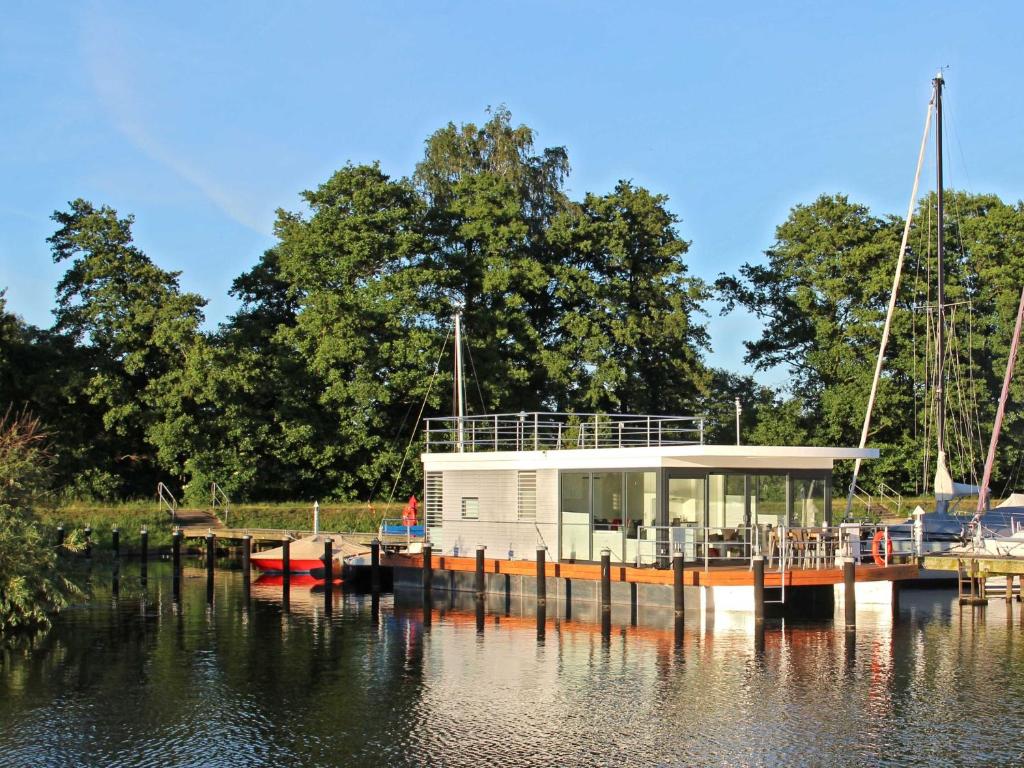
[957,558,988,606]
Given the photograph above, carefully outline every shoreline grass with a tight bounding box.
[40,500,409,552]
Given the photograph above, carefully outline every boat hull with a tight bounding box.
[251,558,325,574]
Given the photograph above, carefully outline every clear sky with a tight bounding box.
[3,1,1023,385]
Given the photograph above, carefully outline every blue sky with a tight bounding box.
[3,1,1023,384]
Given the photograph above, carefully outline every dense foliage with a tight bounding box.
[3,111,1024,504]
[0,410,78,638]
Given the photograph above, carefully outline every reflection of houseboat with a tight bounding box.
[392,411,909,616]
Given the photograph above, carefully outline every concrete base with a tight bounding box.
[834,579,894,606]
[393,565,842,620]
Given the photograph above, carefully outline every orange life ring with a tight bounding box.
[870,530,893,566]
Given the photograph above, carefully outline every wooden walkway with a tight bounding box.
[381,552,918,587]
[924,552,1024,577]
[178,525,415,548]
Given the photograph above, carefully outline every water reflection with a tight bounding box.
[3,568,1024,768]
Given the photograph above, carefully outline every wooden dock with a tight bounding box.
[179,525,420,549]
[924,553,1024,577]
[923,552,1024,605]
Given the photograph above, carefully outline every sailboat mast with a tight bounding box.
[454,312,466,452]
[934,71,946,459]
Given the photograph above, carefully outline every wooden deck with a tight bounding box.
[179,526,416,548]
[381,553,918,587]
[925,553,1024,577]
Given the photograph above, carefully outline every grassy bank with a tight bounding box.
[214,501,394,532]
[38,501,174,552]
[44,500,405,553]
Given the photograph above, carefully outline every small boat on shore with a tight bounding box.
[251,534,366,578]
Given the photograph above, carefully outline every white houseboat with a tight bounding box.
[421,412,872,563]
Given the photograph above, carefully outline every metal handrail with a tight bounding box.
[847,483,874,518]
[877,483,903,515]
[211,482,230,527]
[424,412,705,453]
[157,482,177,522]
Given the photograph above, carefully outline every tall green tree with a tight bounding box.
[415,106,571,412]
[548,181,710,413]
[48,199,206,495]
[270,164,439,498]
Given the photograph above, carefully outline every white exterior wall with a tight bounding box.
[438,468,558,559]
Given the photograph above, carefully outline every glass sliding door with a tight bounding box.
[592,471,625,562]
[666,474,705,562]
[625,471,657,565]
[791,476,828,526]
[751,474,787,527]
[560,471,591,561]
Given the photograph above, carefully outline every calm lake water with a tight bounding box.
[2,562,1023,768]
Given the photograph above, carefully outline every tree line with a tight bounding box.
[3,108,1024,505]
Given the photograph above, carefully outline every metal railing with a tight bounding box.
[848,483,874,517]
[877,483,903,516]
[378,517,425,547]
[633,524,856,572]
[424,412,705,453]
[211,482,230,526]
[157,482,177,522]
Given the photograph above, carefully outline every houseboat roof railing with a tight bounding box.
[423,412,705,453]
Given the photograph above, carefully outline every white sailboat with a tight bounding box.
[847,72,1022,560]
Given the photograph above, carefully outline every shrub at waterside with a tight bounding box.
[0,410,79,641]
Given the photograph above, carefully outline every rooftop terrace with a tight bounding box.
[423,412,705,453]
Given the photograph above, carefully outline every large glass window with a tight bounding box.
[560,471,591,561]
[668,477,704,526]
[751,474,787,526]
[709,474,748,529]
[791,477,826,526]
[560,470,657,563]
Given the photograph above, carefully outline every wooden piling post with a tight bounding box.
[1007,574,1014,604]
[57,524,64,549]
[370,539,380,592]
[475,545,486,598]
[241,534,251,590]
[324,538,334,616]
[600,548,611,612]
[673,551,685,617]
[323,538,334,585]
[172,530,181,577]
[84,525,92,559]
[112,527,120,559]
[843,557,856,628]
[206,533,215,601]
[536,546,546,605]
[422,543,433,595]
[753,555,765,623]
[282,538,291,592]
[140,527,148,584]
